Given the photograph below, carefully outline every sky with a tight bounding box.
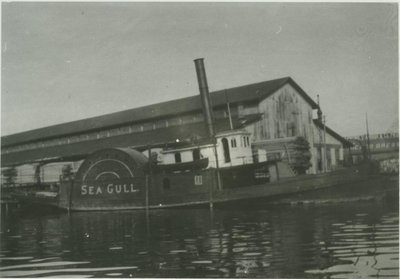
[1,2,398,137]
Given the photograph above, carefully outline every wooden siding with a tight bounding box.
[243,83,315,145]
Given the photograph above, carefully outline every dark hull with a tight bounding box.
[53,168,400,210]
[11,191,59,208]
[11,166,396,211]
[147,169,394,209]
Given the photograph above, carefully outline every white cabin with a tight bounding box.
[160,129,254,169]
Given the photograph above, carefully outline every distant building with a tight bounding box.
[346,133,399,164]
[1,76,352,185]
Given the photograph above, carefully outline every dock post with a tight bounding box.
[145,175,149,212]
[209,170,214,209]
[68,180,73,212]
[145,174,150,239]
[146,146,152,213]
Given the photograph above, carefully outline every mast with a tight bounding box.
[225,90,234,130]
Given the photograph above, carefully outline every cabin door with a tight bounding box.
[221,138,231,163]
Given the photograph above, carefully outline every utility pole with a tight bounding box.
[317,95,327,172]
[323,115,328,172]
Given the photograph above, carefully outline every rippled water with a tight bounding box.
[0,197,398,278]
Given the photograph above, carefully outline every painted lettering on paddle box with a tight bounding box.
[80,183,140,196]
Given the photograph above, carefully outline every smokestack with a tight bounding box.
[194,58,215,138]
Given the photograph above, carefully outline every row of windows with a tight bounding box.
[172,136,252,164]
[3,113,205,154]
[230,136,250,148]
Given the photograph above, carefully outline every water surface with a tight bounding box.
[1,197,398,278]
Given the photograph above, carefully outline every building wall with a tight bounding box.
[249,84,315,142]
[243,84,317,173]
[312,124,344,172]
[3,82,348,177]
[2,83,316,164]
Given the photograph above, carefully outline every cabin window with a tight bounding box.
[175,153,182,163]
[194,175,203,185]
[243,136,249,147]
[163,178,170,190]
[221,138,231,163]
[231,138,237,148]
[193,149,201,161]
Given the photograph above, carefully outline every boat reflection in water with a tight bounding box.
[0,194,398,278]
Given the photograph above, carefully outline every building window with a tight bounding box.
[175,153,182,163]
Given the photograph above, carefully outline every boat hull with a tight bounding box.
[11,165,396,211]
[55,166,394,211]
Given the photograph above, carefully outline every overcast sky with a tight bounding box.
[2,2,398,137]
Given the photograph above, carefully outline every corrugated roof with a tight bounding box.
[2,77,318,147]
[1,115,257,166]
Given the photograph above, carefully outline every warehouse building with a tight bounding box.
[1,76,351,184]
